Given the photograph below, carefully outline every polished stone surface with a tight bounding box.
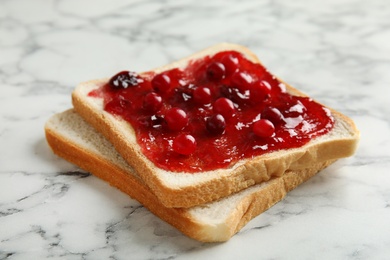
[1,0,389,259]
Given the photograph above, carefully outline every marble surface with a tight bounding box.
[1,0,389,259]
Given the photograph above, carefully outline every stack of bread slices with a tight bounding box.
[45,43,359,242]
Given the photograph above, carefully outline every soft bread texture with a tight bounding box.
[72,43,359,208]
[45,109,335,242]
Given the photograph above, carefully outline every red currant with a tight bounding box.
[206,62,225,81]
[143,92,162,112]
[206,114,226,135]
[193,86,212,104]
[165,107,188,131]
[173,134,197,155]
[152,73,171,93]
[253,119,275,138]
[213,97,235,119]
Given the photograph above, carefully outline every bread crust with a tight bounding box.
[45,110,335,242]
[72,43,359,208]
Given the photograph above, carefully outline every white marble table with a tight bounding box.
[1,0,389,259]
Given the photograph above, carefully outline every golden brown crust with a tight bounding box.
[72,43,360,208]
[44,111,335,242]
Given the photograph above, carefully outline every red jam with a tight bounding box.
[89,51,334,173]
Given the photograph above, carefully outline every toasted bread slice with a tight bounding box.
[45,109,335,242]
[72,43,359,208]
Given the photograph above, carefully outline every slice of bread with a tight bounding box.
[45,109,335,242]
[72,43,359,208]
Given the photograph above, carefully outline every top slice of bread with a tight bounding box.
[72,43,359,208]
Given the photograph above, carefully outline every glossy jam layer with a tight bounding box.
[89,51,334,173]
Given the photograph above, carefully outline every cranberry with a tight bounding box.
[173,134,197,155]
[171,85,193,104]
[109,71,141,89]
[206,114,226,135]
[250,81,271,103]
[221,54,239,75]
[165,107,188,131]
[213,97,235,119]
[143,92,163,112]
[152,73,171,93]
[253,119,275,138]
[231,71,253,91]
[151,115,165,129]
[220,85,249,105]
[193,86,212,104]
[261,107,283,124]
[206,62,225,81]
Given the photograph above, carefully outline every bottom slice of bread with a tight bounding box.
[45,110,335,242]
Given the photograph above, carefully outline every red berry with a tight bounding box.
[253,119,275,138]
[213,97,235,119]
[165,107,188,131]
[152,73,171,93]
[206,114,226,135]
[173,134,197,155]
[221,54,239,75]
[206,62,225,81]
[261,107,283,124]
[109,71,141,89]
[250,81,271,103]
[143,92,162,112]
[193,86,212,104]
[231,71,253,91]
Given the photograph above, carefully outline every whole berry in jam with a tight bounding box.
[206,114,226,135]
[206,62,226,81]
[109,71,141,89]
[250,81,271,103]
[253,119,275,138]
[221,54,239,75]
[173,134,197,155]
[165,107,189,131]
[171,85,193,104]
[143,92,163,112]
[213,97,235,119]
[152,73,171,93]
[261,107,284,125]
[231,71,253,91]
[193,86,212,104]
[220,85,249,105]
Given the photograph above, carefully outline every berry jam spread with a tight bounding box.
[88,51,334,173]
